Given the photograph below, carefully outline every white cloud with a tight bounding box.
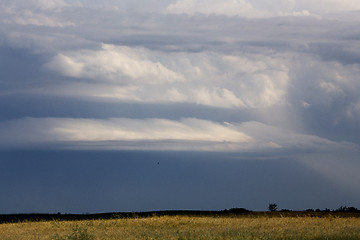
[47,54,85,77]
[0,118,252,150]
[2,30,96,53]
[165,0,360,18]
[291,54,360,124]
[166,0,271,17]
[4,10,74,27]
[0,0,80,27]
[300,100,311,109]
[45,44,289,109]
[46,44,185,84]
[278,9,312,17]
[346,100,360,120]
[1,0,72,12]
[236,121,348,150]
[319,81,344,95]
[53,118,251,143]
[32,0,73,11]
[293,0,360,14]
[192,88,246,108]
[0,117,353,152]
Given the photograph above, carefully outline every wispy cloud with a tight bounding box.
[0,118,251,150]
[165,0,360,17]
[0,0,81,27]
[166,0,271,18]
[0,117,355,152]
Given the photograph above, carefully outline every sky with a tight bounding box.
[0,0,360,214]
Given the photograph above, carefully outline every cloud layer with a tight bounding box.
[0,117,354,153]
[44,44,289,109]
[0,0,360,153]
[2,0,360,214]
[165,0,360,17]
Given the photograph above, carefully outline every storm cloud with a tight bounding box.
[1,0,360,213]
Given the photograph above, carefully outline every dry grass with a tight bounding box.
[1,215,360,240]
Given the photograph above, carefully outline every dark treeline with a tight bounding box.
[0,207,359,224]
[305,206,360,213]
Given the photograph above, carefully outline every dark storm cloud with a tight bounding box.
[1,0,360,213]
[0,151,356,213]
[0,47,44,87]
[310,42,360,65]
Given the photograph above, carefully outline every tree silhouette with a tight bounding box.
[268,203,278,212]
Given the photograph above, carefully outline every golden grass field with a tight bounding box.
[1,215,360,240]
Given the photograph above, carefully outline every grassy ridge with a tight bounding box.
[1,215,360,240]
[1,210,360,224]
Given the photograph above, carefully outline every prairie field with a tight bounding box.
[1,215,360,240]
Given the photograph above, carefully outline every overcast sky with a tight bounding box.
[1,0,360,214]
